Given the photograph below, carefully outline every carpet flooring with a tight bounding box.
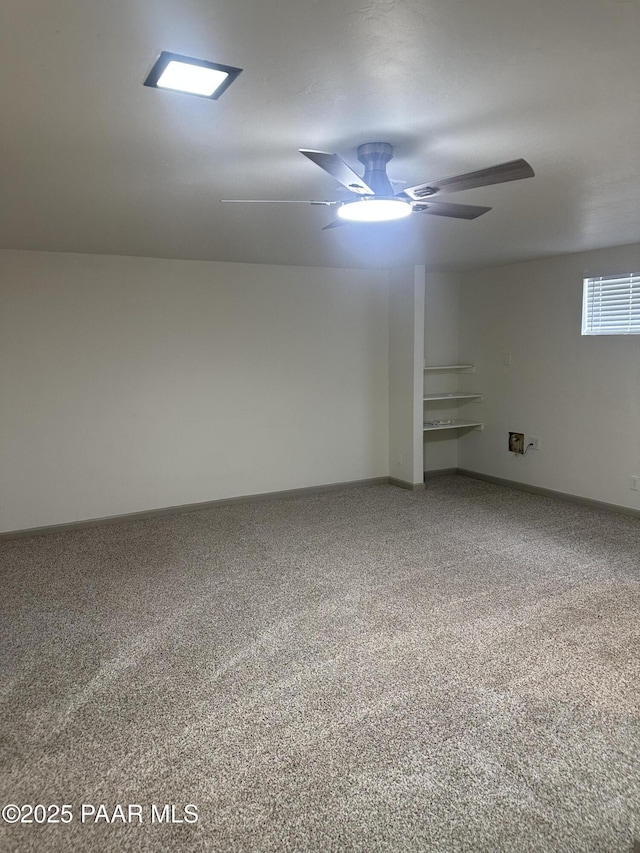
[1,475,639,852]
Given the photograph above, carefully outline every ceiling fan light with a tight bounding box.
[337,198,412,222]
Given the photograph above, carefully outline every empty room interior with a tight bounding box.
[1,1,639,851]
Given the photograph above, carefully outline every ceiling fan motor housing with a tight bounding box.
[357,142,395,197]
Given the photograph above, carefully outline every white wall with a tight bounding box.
[423,272,464,472]
[0,251,389,532]
[388,266,425,487]
[458,242,640,510]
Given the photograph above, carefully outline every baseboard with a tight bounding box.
[457,468,640,519]
[388,477,426,491]
[6,470,634,539]
[0,477,390,540]
[423,468,458,480]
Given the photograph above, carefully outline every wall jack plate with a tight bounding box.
[509,432,525,454]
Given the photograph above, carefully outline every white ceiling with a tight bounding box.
[2,0,639,271]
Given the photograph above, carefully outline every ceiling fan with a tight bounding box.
[221,142,535,229]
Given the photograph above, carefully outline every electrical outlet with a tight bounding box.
[631,475,640,492]
[509,432,525,454]
[530,436,541,451]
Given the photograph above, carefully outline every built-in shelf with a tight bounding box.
[423,419,484,432]
[423,392,483,401]
[424,364,474,371]
[423,362,483,440]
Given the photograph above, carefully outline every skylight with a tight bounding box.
[144,52,242,99]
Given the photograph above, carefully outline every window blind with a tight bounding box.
[582,274,640,335]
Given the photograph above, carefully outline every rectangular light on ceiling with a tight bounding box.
[144,52,242,99]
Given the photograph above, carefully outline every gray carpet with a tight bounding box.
[1,475,639,852]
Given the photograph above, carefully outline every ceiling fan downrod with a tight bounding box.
[357,142,395,197]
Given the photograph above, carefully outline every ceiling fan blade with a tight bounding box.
[412,201,492,219]
[299,150,374,196]
[403,159,535,200]
[321,219,348,230]
[221,199,335,205]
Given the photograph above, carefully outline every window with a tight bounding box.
[582,274,640,335]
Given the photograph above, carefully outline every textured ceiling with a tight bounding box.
[1,0,639,270]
